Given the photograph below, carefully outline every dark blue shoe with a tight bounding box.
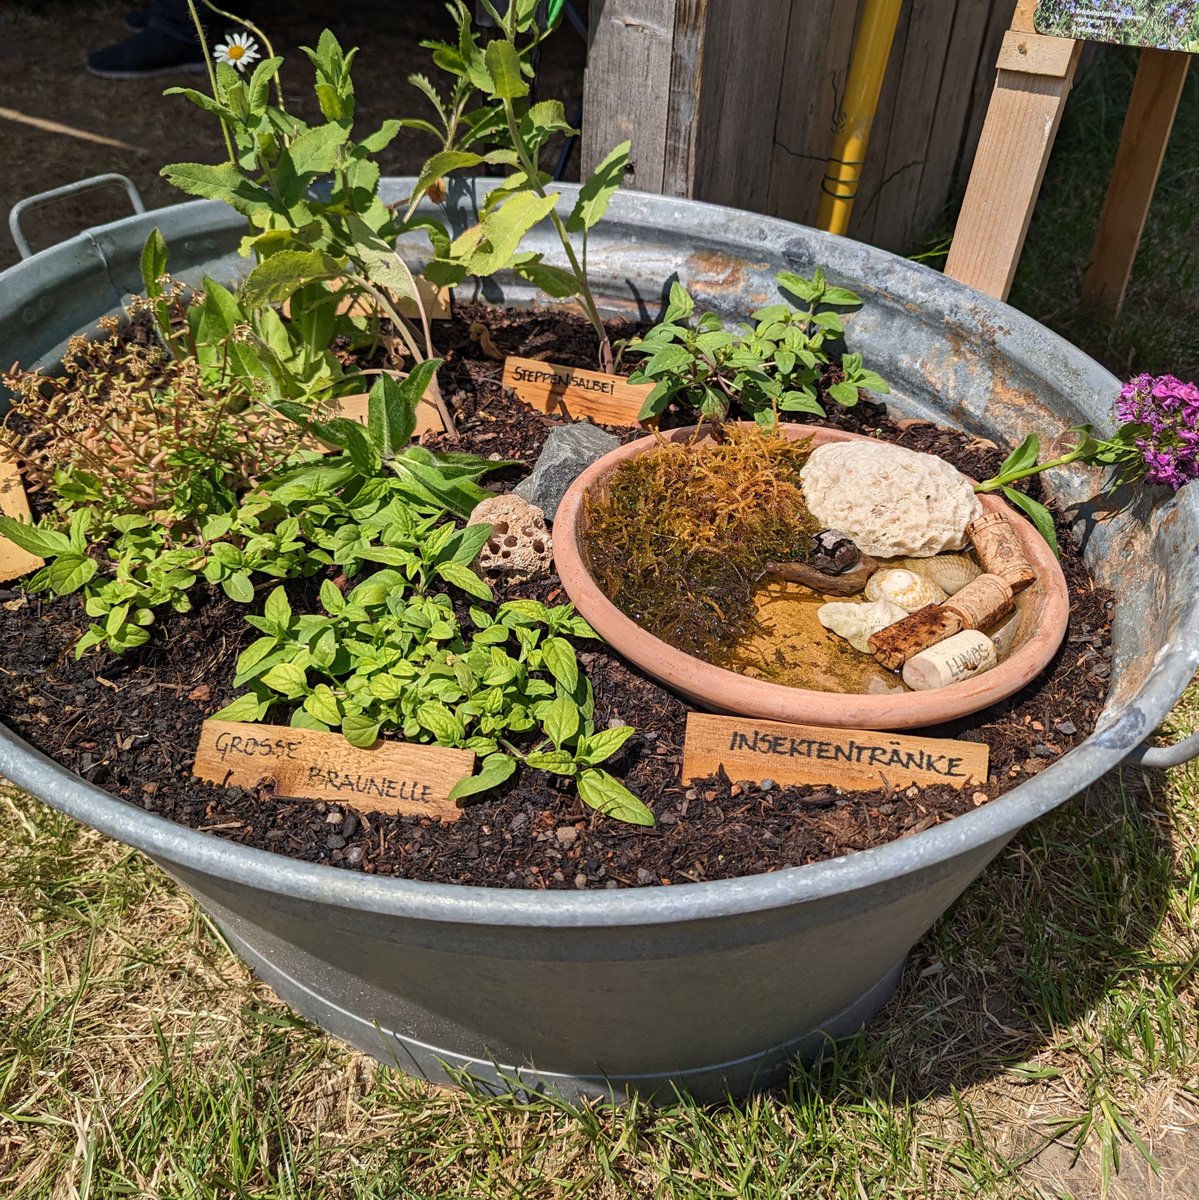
[86,29,206,79]
[124,6,150,32]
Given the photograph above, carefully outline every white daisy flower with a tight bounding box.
[214,32,261,73]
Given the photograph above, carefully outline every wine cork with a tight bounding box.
[902,630,998,691]
[868,604,963,671]
[942,573,1013,631]
[968,512,1036,593]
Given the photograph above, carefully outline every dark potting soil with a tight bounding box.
[0,307,1114,889]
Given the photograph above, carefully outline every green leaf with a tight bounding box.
[222,572,256,604]
[511,256,580,298]
[160,161,277,221]
[320,578,345,615]
[462,190,560,277]
[304,684,342,727]
[43,553,97,596]
[525,748,577,775]
[1001,488,1059,557]
[342,713,382,748]
[541,637,579,692]
[447,752,516,802]
[263,586,292,631]
[417,700,465,744]
[238,250,338,307]
[0,515,72,558]
[140,227,168,297]
[261,661,309,698]
[483,39,528,98]
[357,118,402,154]
[247,55,284,111]
[577,769,655,826]
[542,693,579,748]
[235,636,279,680]
[407,149,486,216]
[368,362,439,457]
[287,121,349,177]
[210,692,272,722]
[998,434,1041,479]
[578,725,635,766]
[435,560,493,601]
[566,140,629,233]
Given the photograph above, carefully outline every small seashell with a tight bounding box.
[817,598,908,653]
[864,568,947,612]
[894,553,982,596]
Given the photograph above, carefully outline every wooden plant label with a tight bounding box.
[331,387,445,438]
[395,276,452,321]
[682,713,988,792]
[502,356,651,426]
[193,720,475,821]
[280,276,451,322]
[0,455,44,583]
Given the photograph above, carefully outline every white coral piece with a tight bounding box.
[467,494,553,584]
[800,441,983,557]
[817,597,908,653]
[864,568,947,612]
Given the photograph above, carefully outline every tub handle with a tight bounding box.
[1124,730,1199,769]
[9,174,147,261]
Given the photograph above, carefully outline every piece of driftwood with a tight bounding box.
[763,553,879,596]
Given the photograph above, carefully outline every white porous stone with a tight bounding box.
[864,568,947,612]
[817,597,907,653]
[467,494,552,583]
[800,441,983,557]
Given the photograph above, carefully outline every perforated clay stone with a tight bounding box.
[800,441,983,557]
[467,494,553,584]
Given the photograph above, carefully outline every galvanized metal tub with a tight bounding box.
[2,178,1197,1103]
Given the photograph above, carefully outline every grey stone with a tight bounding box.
[514,423,621,521]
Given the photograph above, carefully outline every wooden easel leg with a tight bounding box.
[943,0,1082,299]
[943,30,1081,301]
[1080,49,1191,318]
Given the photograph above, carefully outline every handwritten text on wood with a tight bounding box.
[682,713,988,791]
[193,720,475,821]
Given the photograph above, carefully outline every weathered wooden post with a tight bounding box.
[582,0,1018,254]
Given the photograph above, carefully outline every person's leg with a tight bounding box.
[87,0,248,80]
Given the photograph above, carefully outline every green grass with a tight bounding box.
[3,35,1199,1200]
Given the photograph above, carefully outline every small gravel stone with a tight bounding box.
[462,843,481,859]
[341,812,358,838]
[574,873,589,889]
[510,813,529,834]
[556,826,578,847]
[1033,742,1055,758]
[326,834,347,851]
[325,811,343,825]
[878,802,896,815]
[759,778,776,792]
[636,867,656,884]
[604,880,618,889]
[1055,720,1077,736]
[344,845,364,866]
[684,788,698,801]
[658,812,677,825]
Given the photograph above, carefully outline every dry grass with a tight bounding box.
[3,687,1197,1199]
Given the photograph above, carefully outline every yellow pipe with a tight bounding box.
[816,0,905,236]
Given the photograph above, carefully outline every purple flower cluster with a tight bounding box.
[1114,373,1199,490]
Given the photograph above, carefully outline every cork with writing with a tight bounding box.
[0,455,44,583]
[682,714,988,791]
[193,720,475,821]
[502,356,651,426]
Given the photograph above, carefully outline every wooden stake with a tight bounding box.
[0,456,44,583]
[944,1,1081,300]
[1081,49,1191,317]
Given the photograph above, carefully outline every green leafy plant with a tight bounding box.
[628,273,889,426]
[213,581,653,825]
[404,1,630,371]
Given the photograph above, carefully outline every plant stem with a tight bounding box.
[973,448,1089,493]
[186,0,236,165]
[501,100,613,372]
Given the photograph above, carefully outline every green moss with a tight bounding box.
[582,425,818,661]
